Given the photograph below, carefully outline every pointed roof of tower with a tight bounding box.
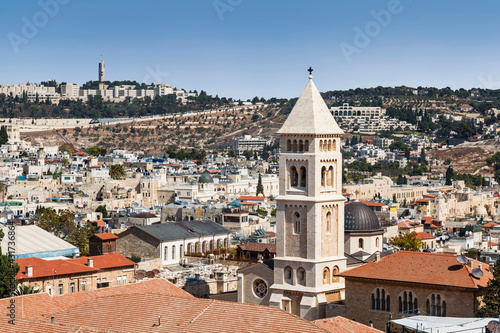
[278,72,343,135]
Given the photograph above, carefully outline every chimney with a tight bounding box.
[375,252,381,262]
[87,258,94,267]
[51,316,54,323]
[467,259,473,268]
[478,264,482,270]
[26,265,33,277]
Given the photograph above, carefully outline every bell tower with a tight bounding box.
[269,69,346,320]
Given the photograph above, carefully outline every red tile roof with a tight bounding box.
[72,152,88,156]
[91,220,105,227]
[421,216,433,224]
[93,233,118,240]
[69,253,135,270]
[15,257,98,279]
[359,201,385,207]
[423,194,436,198]
[482,222,499,228]
[415,232,435,240]
[339,251,493,289]
[314,316,383,332]
[237,196,266,201]
[416,199,430,203]
[0,279,337,333]
[241,202,257,205]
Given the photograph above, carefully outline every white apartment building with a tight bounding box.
[232,135,268,155]
[331,103,385,118]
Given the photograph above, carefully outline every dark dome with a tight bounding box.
[198,171,214,183]
[344,201,381,231]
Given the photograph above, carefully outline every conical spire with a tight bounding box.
[278,71,343,135]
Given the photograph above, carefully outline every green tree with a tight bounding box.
[476,258,500,317]
[243,150,253,160]
[0,228,20,298]
[390,232,423,251]
[445,166,454,186]
[14,285,41,296]
[109,164,125,180]
[87,147,102,157]
[0,126,8,145]
[420,148,427,165]
[256,173,264,196]
[96,205,108,218]
[33,208,95,256]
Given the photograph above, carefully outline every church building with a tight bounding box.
[238,69,347,320]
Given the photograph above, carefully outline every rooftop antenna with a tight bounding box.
[101,53,103,62]
[456,255,467,265]
[471,267,484,279]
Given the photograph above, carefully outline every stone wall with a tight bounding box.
[136,258,163,271]
[116,229,160,261]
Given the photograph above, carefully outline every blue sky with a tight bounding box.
[1,0,500,100]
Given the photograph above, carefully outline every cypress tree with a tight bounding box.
[476,259,500,317]
[256,173,264,196]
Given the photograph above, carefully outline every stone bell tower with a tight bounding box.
[268,68,346,320]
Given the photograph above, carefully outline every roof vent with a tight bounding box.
[87,258,94,267]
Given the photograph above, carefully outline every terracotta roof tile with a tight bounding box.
[482,222,499,228]
[415,232,435,240]
[237,243,276,253]
[339,251,493,289]
[314,316,383,332]
[69,253,135,270]
[93,233,118,240]
[15,257,98,279]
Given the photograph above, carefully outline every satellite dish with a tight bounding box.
[146,271,155,278]
[132,202,139,208]
[75,216,82,222]
[488,321,500,333]
[472,268,484,279]
[135,271,145,280]
[457,255,467,264]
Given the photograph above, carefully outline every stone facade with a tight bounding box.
[335,278,479,331]
[238,263,274,306]
[116,229,160,261]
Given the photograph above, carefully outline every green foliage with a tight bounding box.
[256,208,268,216]
[14,285,41,296]
[96,205,108,218]
[256,174,264,196]
[476,259,500,317]
[87,146,104,157]
[243,150,253,160]
[271,209,277,217]
[390,232,423,251]
[128,254,142,263]
[109,164,125,180]
[33,207,95,256]
[0,228,20,298]
[0,126,8,145]
[59,143,75,155]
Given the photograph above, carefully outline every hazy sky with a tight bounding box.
[1,0,500,100]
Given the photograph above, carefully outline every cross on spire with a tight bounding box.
[308,67,313,75]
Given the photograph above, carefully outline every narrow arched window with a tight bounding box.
[290,166,298,187]
[304,140,309,152]
[323,267,330,285]
[359,238,364,249]
[300,166,306,188]
[293,212,301,234]
[292,140,297,152]
[328,166,334,187]
[299,140,303,152]
[332,266,339,283]
[319,140,323,151]
[287,139,291,151]
[321,166,326,187]
[326,211,332,233]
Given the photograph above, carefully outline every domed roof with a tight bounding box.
[344,201,382,232]
[198,170,214,183]
[475,205,487,216]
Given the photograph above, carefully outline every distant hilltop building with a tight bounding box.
[232,135,269,156]
[99,60,105,82]
[330,103,384,118]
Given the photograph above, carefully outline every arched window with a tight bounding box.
[287,139,291,151]
[326,211,332,233]
[399,290,418,314]
[164,246,168,261]
[304,140,309,152]
[299,166,307,188]
[284,266,293,284]
[323,267,331,285]
[292,140,298,152]
[319,140,323,151]
[359,238,364,249]
[332,139,336,151]
[427,293,445,316]
[376,237,380,248]
[179,244,183,258]
[297,267,306,286]
[332,266,339,283]
[299,140,303,152]
[290,166,298,187]
[321,166,326,187]
[371,288,390,311]
[327,166,334,187]
[293,212,301,234]
[172,245,176,260]
[327,140,332,151]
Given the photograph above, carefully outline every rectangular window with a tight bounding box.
[117,276,122,285]
[58,284,63,295]
[70,283,75,293]
[81,281,86,291]
[122,275,127,285]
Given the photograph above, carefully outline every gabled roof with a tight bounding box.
[277,76,343,135]
[339,251,493,289]
[482,222,499,228]
[237,195,266,201]
[130,220,231,242]
[237,243,276,253]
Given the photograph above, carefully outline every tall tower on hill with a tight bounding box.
[268,68,346,320]
[98,55,105,82]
